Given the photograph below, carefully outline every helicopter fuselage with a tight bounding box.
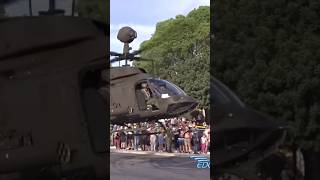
[110,66,198,124]
[212,78,305,180]
[0,15,108,178]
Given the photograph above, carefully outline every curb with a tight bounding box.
[110,147,210,157]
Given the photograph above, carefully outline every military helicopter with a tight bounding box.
[109,26,198,125]
[0,0,108,179]
[212,78,305,180]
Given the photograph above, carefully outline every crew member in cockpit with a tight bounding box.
[141,83,151,101]
[140,83,157,110]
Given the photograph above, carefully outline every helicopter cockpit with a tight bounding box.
[212,78,245,109]
[135,78,191,112]
[136,78,188,102]
[148,78,186,98]
[212,78,246,121]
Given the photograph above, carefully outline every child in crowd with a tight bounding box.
[201,134,207,154]
[114,132,120,150]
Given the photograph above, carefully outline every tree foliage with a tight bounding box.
[213,0,320,151]
[77,0,108,22]
[136,6,210,109]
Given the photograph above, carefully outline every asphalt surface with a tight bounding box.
[110,152,210,180]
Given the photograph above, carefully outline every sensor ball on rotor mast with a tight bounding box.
[117,26,137,43]
[112,26,138,66]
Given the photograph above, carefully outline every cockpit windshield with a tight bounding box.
[212,78,245,108]
[148,79,186,98]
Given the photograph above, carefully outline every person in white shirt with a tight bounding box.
[201,134,207,154]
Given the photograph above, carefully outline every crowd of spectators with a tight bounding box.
[110,117,210,154]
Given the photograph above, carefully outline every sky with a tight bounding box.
[110,0,210,66]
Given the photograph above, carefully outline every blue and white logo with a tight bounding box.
[190,156,210,169]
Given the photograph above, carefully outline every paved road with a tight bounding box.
[110,152,210,180]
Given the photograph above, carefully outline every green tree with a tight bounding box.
[77,0,108,22]
[136,6,210,108]
[213,0,320,151]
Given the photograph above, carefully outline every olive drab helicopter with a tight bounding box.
[212,78,305,180]
[0,0,108,179]
[109,26,198,125]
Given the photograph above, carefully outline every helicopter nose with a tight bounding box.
[167,96,198,115]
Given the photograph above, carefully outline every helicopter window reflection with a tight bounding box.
[149,79,186,98]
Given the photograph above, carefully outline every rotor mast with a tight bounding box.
[49,0,55,11]
[110,26,153,67]
[123,43,131,66]
[38,0,65,16]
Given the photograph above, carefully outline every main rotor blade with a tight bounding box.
[110,53,154,63]
[132,57,154,61]
[110,51,122,56]
[110,57,121,63]
[131,50,142,55]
